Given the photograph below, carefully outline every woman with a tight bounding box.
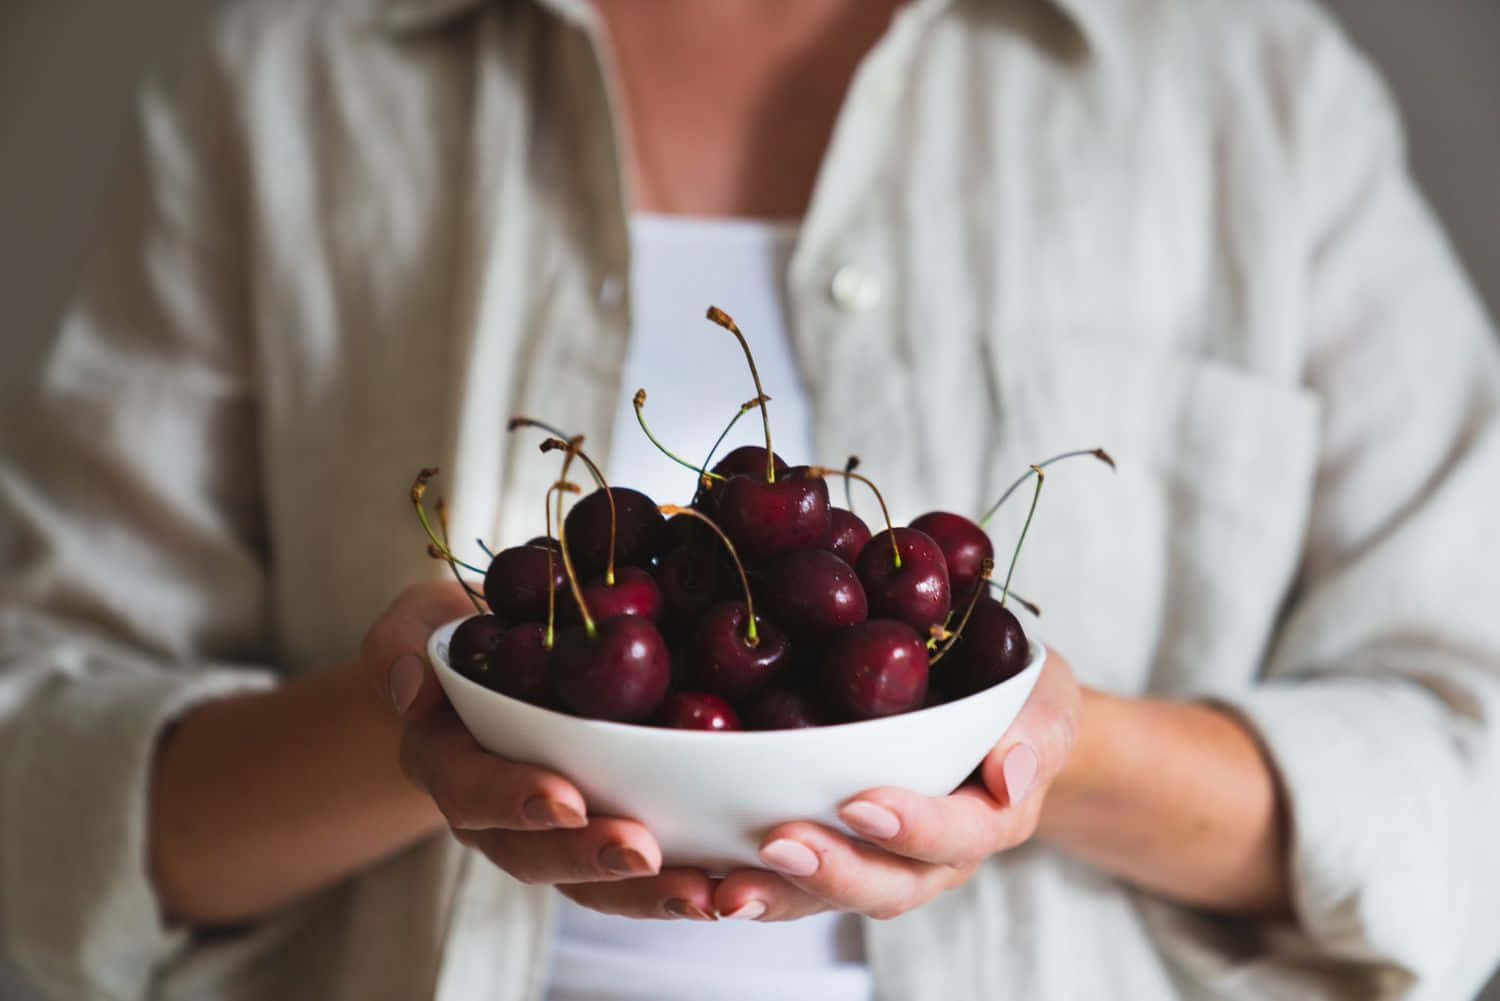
[3,0,1498,998]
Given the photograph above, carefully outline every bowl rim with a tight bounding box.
[427,615,1046,743]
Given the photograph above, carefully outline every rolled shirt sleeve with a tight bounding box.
[0,33,279,1001]
[1183,8,1500,993]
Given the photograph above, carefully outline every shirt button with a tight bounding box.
[598,274,625,308]
[829,265,881,312]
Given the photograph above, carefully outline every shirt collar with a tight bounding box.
[380,0,1100,47]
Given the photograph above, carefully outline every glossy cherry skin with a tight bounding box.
[761,548,868,637]
[826,507,872,565]
[711,445,788,480]
[855,527,952,634]
[559,566,663,626]
[484,623,556,707]
[909,511,994,599]
[744,687,834,730]
[655,692,742,730]
[552,616,672,722]
[822,619,930,720]
[687,601,790,701]
[525,536,562,552]
[717,470,831,566]
[936,596,1030,698]
[484,546,566,623]
[564,487,667,580]
[653,543,723,628]
[448,614,507,682]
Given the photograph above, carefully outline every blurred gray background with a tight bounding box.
[0,1,1497,999]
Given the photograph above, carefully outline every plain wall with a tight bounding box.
[0,2,1497,999]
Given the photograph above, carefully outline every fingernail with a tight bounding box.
[1004,743,1039,805]
[721,900,767,921]
[598,844,654,877]
[759,839,819,877]
[390,655,424,715]
[522,796,586,829]
[839,800,901,840]
[664,898,717,921]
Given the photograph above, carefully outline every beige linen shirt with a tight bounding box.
[3,0,1500,998]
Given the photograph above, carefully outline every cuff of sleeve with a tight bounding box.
[1202,676,1464,978]
[2,663,275,1001]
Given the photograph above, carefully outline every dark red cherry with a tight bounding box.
[564,487,667,580]
[826,507,872,565]
[653,543,723,628]
[687,601,790,700]
[552,616,671,722]
[936,597,1030,698]
[744,687,835,730]
[854,528,952,633]
[909,511,994,599]
[717,470,831,565]
[484,623,556,707]
[525,536,563,552]
[761,548,868,637]
[711,445,788,481]
[655,692,742,731]
[822,619,929,720]
[559,566,662,626]
[483,546,566,623]
[448,614,507,681]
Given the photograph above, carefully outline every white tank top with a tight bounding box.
[541,214,872,1001]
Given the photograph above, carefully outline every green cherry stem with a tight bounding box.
[929,558,995,666]
[659,504,760,646]
[983,580,1042,617]
[697,394,770,488]
[807,465,901,569]
[550,441,596,639]
[706,306,776,482]
[435,496,486,613]
[842,456,860,514]
[977,448,1113,529]
[542,479,578,649]
[410,468,488,575]
[998,467,1045,610]
[538,437,617,586]
[634,388,729,482]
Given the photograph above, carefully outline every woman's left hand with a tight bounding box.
[559,649,1081,922]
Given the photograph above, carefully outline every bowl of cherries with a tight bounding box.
[418,307,1110,870]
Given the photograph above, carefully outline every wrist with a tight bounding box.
[1035,685,1127,846]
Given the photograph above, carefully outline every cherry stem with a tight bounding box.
[808,466,901,569]
[984,580,1042,617]
[658,504,759,646]
[435,496,485,614]
[477,539,496,560]
[842,456,860,514]
[706,306,775,482]
[999,467,1044,609]
[977,448,1113,529]
[508,417,605,488]
[696,394,770,494]
[542,480,578,649]
[929,558,996,666]
[550,440,596,638]
[410,469,488,575]
[633,388,729,483]
[539,437,617,586]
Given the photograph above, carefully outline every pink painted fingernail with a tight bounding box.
[1004,744,1039,805]
[722,899,767,921]
[839,801,901,840]
[599,844,654,877]
[760,839,819,877]
[522,796,585,829]
[664,898,716,921]
[390,655,424,715]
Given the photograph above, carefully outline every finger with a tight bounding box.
[713,868,831,922]
[400,705,588,831]
[460,816,663,885]
[559,869,719,921]
[755,822,960,920]
[976,650,1080,809]
[836,784,1007,867]
[360,580,476,719]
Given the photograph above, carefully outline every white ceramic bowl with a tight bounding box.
[428,617,1045,871]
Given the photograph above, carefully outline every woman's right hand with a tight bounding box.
[360,581,717,916]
